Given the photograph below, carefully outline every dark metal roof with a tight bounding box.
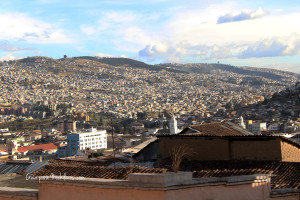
[25,162,49,175]
[0,161,48,175]
[0,162,30,174]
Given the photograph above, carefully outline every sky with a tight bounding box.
[0,0,300,72]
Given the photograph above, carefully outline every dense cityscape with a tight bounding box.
[0,0,299,199]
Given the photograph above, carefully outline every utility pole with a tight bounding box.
[111,117,115,167]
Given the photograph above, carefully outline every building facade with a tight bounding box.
[247,121,267,134]
[58,128,107,158]
[57,120,76,133]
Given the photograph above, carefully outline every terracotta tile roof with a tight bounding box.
[179,122,247,136]
[0,144,7,151]
[18,143,58,153]
[159,159,300,190]
[31,165,168,180]
[49,159,117,167]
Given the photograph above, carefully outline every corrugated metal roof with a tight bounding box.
[0,163,30,174]
[25,162,49,175]
[0,161,49,175]
[123,137,157,154]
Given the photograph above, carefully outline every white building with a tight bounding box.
[248,122,267,134]
[57,128,107,158]
[78,127,107,150]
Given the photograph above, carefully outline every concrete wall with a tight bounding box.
[38,183,166,200]
[165,182,271,200]
[1,174,299,200]
[37,176,299,200]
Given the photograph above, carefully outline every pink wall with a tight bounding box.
[166,182,271,200]
[38,183,165,200]
[37,181,299,200]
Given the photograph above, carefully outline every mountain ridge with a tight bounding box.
[1,56,297,83]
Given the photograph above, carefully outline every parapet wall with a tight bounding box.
[0,173,299,200]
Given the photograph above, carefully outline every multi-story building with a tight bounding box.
[57,120,76,133]
[247,121,267,134]
[57,128,107,158]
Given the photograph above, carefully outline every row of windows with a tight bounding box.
[81,141,106,146]
[82,134,106,138]
[80,138,106,143]
[80,144,104,150]
[80,137,105,142]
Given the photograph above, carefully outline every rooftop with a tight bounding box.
[17,143,58,153]
[31,165,168,180]
[158,159,300,190]
[177,122,253,136]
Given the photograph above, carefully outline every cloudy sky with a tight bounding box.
[0,0,300,72]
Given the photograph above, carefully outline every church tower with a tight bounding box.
[169,114,178,134]
[239,115,246,129]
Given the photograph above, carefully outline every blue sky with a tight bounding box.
[0,0,300,72]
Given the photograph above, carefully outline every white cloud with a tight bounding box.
[0,13,73,44]
[104,12,137,23]
[94,52,115,57]
[0,53,22,61]
[120,54,128,58]
[0,41,34,51]
[137,3,300,62]
[80,11,162,52]
[80,25,96,35]
[139,33,300,62]
[239,34,300,58]
[94,52,128,58]
[217,7,267,24]
[138,42,189,62]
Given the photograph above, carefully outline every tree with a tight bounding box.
[170,144,194,172]
[64,55,67,59]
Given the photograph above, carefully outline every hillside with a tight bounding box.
[2,56,298,87]
[157,63,296,82]
[70,56,186,73]
[236,82,300,121]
